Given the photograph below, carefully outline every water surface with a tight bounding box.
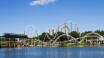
[0,47,104,58]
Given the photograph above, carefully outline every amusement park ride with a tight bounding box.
[1,21,104,48]
[23,21,104,47]
[47,22,79,35]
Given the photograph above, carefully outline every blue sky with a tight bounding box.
[0,0,104,35]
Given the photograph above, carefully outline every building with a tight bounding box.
[2,33,28,38]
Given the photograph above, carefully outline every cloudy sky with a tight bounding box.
[30,0,56,6]
[0,0,104,35]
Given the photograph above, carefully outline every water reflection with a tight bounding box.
[2,48,27,58]
[0,47,104,58]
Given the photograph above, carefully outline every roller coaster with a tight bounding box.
[1,22,104,48]
[24,22,104,47]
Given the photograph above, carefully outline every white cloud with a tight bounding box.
[30,0,56,6]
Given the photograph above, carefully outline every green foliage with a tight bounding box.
[56,32,65,36]
[95,30,104,36]
[69,31,80,38]
[0,38,17,41]
[37,32,51,42]
[53,32,68,41]
[81,31,92,37]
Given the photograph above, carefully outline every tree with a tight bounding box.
[95,30,104,36]
[37,32,51,42]
[69,31,80,38]
[52,32,67,42]
[56,32,65,36]
[81,31,92,37]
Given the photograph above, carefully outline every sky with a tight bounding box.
[0,0,104,36]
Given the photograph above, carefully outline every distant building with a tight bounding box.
[2,33,28,38]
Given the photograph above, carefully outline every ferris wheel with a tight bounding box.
[24,25,38,38]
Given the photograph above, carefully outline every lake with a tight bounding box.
[0,47,104,58]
